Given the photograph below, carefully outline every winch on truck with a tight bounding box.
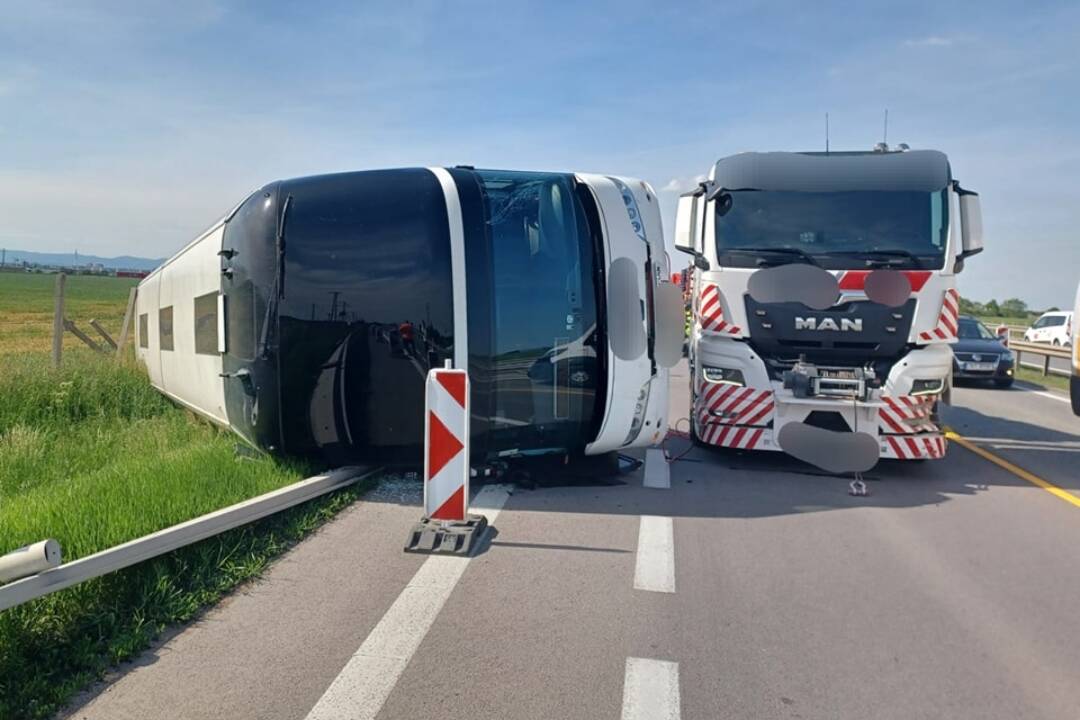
[675,146,984,462]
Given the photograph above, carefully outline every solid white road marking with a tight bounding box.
[621,657,681,720]
[643,448,671,489]
[634,516,675,593]
[1029,389,1070,404]
[304,484,510,720]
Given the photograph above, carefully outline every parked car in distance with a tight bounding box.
[1022,310,1073,346]
[953,315,1015,388]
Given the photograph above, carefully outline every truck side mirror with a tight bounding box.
[675,192,711,271]
[958,189,983,258]
[674,193,701,256]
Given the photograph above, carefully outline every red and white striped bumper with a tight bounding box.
[878,393,946,459]
[881,434,947,460]
[693,384,949,460]
[694,381,774,450]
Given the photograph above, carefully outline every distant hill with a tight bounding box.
[0,249,164,272]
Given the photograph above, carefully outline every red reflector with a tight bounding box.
[837,270,931,293]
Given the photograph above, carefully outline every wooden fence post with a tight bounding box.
[52,274,66,368]
[89,319,118,351]
[63,320,104,354]
[115,287,137,361]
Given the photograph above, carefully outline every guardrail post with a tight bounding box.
[1043,353,1051,376]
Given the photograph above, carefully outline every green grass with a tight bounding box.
[0,330,378,717]
[0,272,138,356]
[1013,364,1070,393]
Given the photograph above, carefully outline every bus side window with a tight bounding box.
[193,292,218,355]
[159,306,174,351]
[139,313,149,348]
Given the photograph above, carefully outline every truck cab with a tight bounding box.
[676,147,983,463]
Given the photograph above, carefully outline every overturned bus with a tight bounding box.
[135,167,681,466]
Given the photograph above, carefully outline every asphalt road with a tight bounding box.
[62,365,1080,720]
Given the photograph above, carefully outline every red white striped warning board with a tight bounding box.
[424,367,469,521]
[919,288,960,342]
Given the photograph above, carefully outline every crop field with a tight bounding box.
[0,272,139,356]
[0,273,377,720]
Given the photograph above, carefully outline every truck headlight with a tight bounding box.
[1001,350,1015,363]
[911,378,945,396]
[702,366,745,386]
[622,380,652,445]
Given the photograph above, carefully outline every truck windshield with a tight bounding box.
[715,189,948,270]
[472,170,602,452]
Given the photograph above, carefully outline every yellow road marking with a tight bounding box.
[945,428,1080,510]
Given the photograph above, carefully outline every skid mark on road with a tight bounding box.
[303,485,510,720]
[946,430,1080,509]
[621,657,681,720]
[634,516,675,593]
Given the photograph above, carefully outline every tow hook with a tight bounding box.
[849,478,868,496]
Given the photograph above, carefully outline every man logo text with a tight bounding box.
[794,317,863,332]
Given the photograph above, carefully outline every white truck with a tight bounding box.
[675,147,984,462]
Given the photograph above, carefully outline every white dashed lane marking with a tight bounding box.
[633,515,675,594]
[621,657,682,720]
[303,485,510,720]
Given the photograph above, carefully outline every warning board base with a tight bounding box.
[403,514,489,556]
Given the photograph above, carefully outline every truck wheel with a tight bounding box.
[689,416,709,448]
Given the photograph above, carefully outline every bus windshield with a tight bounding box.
[715,188,949,270]
[472,170,602,452]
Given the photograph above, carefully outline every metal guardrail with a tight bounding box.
[1008,339,1072,377]
[0,465,377,612]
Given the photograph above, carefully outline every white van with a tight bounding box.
[1023,311,1073,346]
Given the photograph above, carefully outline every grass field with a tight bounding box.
[0,272,139,356]
[1014,364,1070,393]
[0,273,378,720]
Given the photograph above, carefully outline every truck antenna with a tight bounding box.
[825,112,830,154]
[883,108,889,146]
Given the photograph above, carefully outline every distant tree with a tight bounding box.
[1000,298,1028,317]
[983,299,1001,316]
[1046,306,1061,312]
[958,297,983,315]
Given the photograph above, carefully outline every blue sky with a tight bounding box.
[1,0,1077,308]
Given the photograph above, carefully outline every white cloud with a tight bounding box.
[660,175,707,194]
[903,36,955,47]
